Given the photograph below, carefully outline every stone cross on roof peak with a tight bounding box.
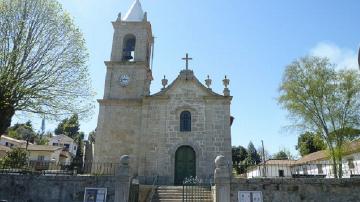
[182,53,192,70]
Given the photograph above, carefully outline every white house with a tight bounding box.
[23,145,63,163]
[246,160,296,178]
[48,134,77,156]
[292,140,360,178]
[246,140,360,178]
[0,135,30,148]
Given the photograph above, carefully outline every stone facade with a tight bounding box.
[94,4,232,185]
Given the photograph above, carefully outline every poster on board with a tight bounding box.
[84,188,107,202]
[238,191,263,202]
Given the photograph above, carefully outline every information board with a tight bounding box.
[238,191,263,202]
[84,188,107,202]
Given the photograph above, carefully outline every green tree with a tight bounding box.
[232,145,247,165]
[244,142,261,165]
[7,121,36,143]
[232,145,248,174]
[278,56,360,178]
[71,137,84,173]
[34,136,49,145]
[1,148,27,169]
[273,150,289,160]
[296,132,327,156]
[6,121,49,145]
[55,114,80,139]
[0,0,94,135]
[88,130,96,143]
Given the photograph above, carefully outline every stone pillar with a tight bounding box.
[115,155,131,202]
[214,155,231,202]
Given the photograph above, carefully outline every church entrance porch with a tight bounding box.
[174,146,196,185]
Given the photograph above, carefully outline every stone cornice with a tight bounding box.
[111,20,152,29]
[203,96,232,104]
[142,95,170,103]
[98,99,143,106]
[104,61,150,70]
[203,96,233,100]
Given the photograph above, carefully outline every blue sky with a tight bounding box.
[13,0,360,156]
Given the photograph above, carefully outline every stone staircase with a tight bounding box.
[152,186,213,202]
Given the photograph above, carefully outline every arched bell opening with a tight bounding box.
[122,34,136,61]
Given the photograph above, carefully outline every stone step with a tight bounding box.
[156,192,212,196]
[154,200,213,202]
[152,186,213,202]
[157,187,211,191]
[155,195,212,199]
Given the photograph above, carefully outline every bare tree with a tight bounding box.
[0,0,94,134]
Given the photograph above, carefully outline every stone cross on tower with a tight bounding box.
[182,53,192,70]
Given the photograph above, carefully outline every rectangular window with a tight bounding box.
[348,158,355,169]
[37,156,45,161]
[278,170,284,177]
[53,143,58,146]
[317,164,323,174]
[5,142,8,146]
[64,144,70,149]
[74,146,77,150]
[303,166,308,175]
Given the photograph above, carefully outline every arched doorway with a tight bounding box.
[174,146,196,185]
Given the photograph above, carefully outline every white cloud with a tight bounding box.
[310,42,358,70]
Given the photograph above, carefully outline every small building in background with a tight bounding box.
[0,135,73,165]
[247,160,296,178]
[0,135,30,148]
[22,145,63,163]
[246,140,360,178]
[48,134,78,156]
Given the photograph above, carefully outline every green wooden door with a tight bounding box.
[175,146,196,185]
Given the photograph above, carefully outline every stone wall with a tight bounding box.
[0,174,117,202]
[231,177,360,202]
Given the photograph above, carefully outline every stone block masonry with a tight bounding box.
[0,175,117,202]
[231,178,360,202]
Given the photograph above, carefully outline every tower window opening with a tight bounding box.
[180,111,191,132]
[122,35,136,61]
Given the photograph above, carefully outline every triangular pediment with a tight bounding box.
[150,70,225,98]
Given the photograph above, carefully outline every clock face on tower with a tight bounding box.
[119,74,130,87]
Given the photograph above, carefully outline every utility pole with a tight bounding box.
[261,140,266,177]
[358,46,360,70]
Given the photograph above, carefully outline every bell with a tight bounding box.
[122,50,133,61]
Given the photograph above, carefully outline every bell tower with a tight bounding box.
[104,0,153,100]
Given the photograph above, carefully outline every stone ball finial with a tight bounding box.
[215,155,226,168]
[120,155,130,166]
[222,75,230,96]
[162,75,168,90]
[205,75,212,89]
[222,75,230,88]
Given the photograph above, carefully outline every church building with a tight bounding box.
[94,0,233,185]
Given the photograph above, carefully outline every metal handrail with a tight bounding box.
[128,176,139,202]
[147,175,159,202]
[182,177,212,202]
